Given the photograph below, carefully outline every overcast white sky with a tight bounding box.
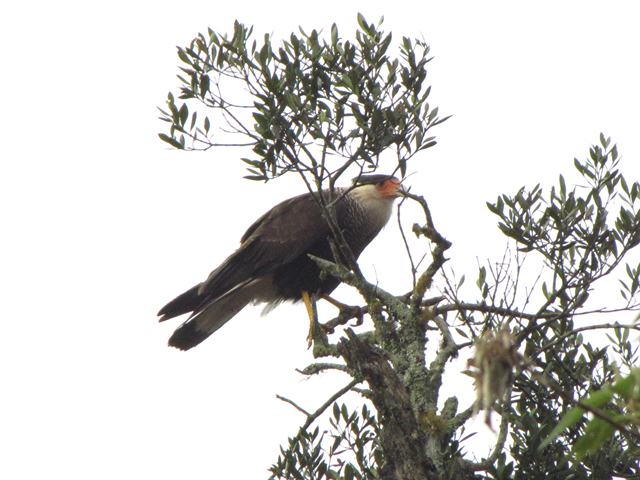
[2,1,639,479]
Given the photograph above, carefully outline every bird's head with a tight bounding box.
[351,174,403,200]
[347,174,402,230]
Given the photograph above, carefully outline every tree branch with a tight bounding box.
[301,379,361,431]
[402,191,452,313]
[276,394,311,417]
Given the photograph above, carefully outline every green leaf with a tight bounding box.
[199,74,210,97]
[331,23,338,46]
[243,174,267,181]
[611,369,640,400]
[539,406,585,450]
[559,174,566,198]
[477,266,486,288]
[455,327,469,339]
[581,388,613,408]
[158,133,184,150]
[357,13,368,32]
[573,416,615,460]
[344,463,356,480]
[178,103,188,126]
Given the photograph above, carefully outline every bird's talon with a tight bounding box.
[320,322,335,334]
[346,306,364,326]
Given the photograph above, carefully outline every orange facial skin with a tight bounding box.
[378,178,403,198]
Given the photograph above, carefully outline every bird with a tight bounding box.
[158,174,403,350]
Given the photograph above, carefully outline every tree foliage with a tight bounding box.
[158,14,445,190]
[161,15,640,480]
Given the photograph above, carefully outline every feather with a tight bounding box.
[168,278,272,350]
[157,284,202,322]
[194,193,331,302]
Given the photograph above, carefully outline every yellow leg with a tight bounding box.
[321,294,347,309]
[302,291,316,347]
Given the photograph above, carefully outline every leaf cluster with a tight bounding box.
[541,368,640,460]
[270,403,382,480]
[488,134,640,314]
[466,136,640,478]
[158,14,446,187]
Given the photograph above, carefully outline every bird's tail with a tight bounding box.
[167,279,264,351]
[157,284,203,322]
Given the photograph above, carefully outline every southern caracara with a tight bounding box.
[158,174,403,350]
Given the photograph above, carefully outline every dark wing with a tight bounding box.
[198,191,330,297]
[158,191,330,321]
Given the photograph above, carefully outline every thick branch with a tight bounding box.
[298,362,348,376]
[426,315,460,407]
[338,329,437,480]
[310,255,412,322]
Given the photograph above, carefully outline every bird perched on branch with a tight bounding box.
[158,174,403,350]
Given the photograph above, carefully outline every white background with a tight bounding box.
[2,1,639,478]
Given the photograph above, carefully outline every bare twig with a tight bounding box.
[301,379,361,430]
[276,394,311,417]
[534,322,640,357]
[397,196,418,288]
[435,301,553,321]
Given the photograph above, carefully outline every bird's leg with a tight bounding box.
[302,291,318,347]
